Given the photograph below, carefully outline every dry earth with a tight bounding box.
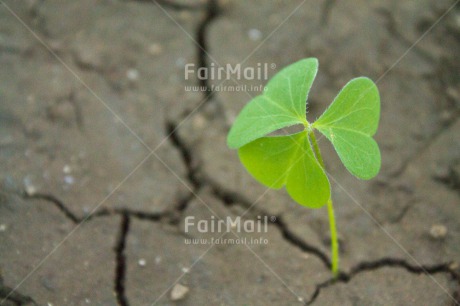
[0,0,459,305]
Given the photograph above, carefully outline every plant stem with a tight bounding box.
[308,130,325,167]
[308,130,339,277]
[326,198,339,276]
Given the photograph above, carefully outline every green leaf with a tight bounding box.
[313,77,381,179]
[227,58,318,149]
[238,131,330,208]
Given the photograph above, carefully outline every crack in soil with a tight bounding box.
[393,108,459,179]
[377,8,436,64]
[165,121,202,190]
[23,192,79,223]
[387,199,415,224]
[22,192,173,224]
[29,0,49,39]
[164,120,205,219]
[196,0,220,100]
[204,178,333,270]
[70,56,121,93]
[386,11,460,179]
[128,0,207,11]
[433,165,460,196]
[0,279,37,306]
[320,0,336,26]
[66,90,85,132]
[114,214,130,306]
[131,0,221,111]
[306,258,460,305]
[273,216,332,270]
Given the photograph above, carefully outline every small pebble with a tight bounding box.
[24,176,37,196]
[74,43,103,70]
[64,175,75,185]
[170,283,189,301]
[41,276,56,291]
[138,259,147,267]
[148,43,163,56]
[430,224,447,239]
[155,256,162,264]
[248,28,262,41]
[181,267,190,273]
[126,69,139,81]
[0,224,7,232]
[192,114,206,129]
[63,165,72,174]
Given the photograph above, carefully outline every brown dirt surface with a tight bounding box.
[1,0,459,305]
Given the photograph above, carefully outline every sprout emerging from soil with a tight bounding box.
[227,58,381,276]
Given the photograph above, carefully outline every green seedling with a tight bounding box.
[227,58,381,276]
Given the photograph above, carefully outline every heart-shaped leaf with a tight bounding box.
[313,77,381,179]
[227,58,381,209]
[238,131,330,208]
[227,58,318,149]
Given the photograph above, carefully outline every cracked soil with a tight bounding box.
[1,0,460,305]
